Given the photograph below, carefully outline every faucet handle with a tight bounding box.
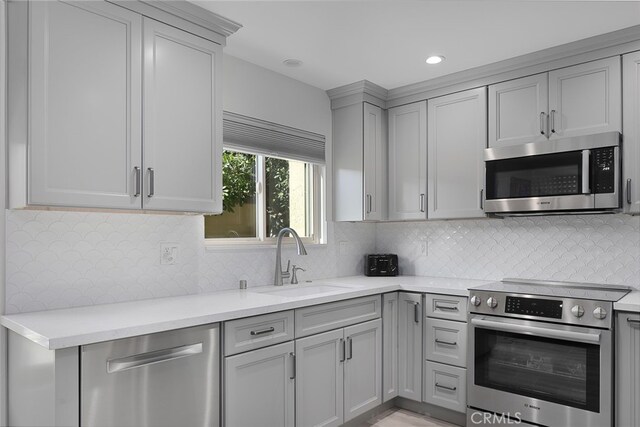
[291,265,306,284]
[281,259,291,278]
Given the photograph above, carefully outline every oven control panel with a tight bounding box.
[505,296,563,319]
[468,290,613,328]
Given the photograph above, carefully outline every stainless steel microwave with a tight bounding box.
[484,132,621,215]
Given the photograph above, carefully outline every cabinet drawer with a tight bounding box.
[224,311,294,356]
[425,318,468,368]
[295,295,381,338]
[423,361,467,413]
[425,294,467,322]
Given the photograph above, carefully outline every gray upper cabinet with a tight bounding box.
[388,101,428,220]
[427,87,487,220]
[10,0,143,210]
[488,73,549,148]
[8,0,224,213]
[623,50,640,214]
[142,18,222,213]
[333,102,387,221]
[488,57,621,148]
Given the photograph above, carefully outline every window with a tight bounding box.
[205,112,326,244]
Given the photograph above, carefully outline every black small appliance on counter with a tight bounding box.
[364,254,399,276]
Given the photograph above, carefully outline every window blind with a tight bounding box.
[223,111,326,164]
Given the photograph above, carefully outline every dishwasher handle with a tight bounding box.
[107,342,203,373]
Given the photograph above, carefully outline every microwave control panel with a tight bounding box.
[592,147,615,194]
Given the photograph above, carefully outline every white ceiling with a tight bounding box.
[194,1,640,91]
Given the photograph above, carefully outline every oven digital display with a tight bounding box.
[505,296,563,319]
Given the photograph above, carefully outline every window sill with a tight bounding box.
[204,240,327,252]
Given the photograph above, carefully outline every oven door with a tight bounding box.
[468,315,612,427]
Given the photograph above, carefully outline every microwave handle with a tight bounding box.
[471,317,600,344]
[581,150,591,194]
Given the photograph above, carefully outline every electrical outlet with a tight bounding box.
[160,243,179,265]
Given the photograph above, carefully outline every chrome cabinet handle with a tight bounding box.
[346,337,353,360]
[339,338,345,362]
[582,150,591,194]
[435,383,457,392]
[550,110,556,134]
[414,302,420,323]
[420,194,425,213]
[627,318,640,325]
[435,339,457,346]
[250,327,275,336]
[366,194,372,214]
[539,112,546,135]
[289,352,296,379]
[133,167,141,197]
[107,342,203,373]
[471,317,601,344]
[435,304,458,311]
[627,179,632,205]
[147,168,155,197]
[480,189,484,210]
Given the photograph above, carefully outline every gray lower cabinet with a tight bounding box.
[296,319,382,427]
[224,341,295,427]
[398,292,423,401]
[616,311,640,427]
[423,361,467,413]
[382,292,399,402]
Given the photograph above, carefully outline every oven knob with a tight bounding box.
[571,305,585,318]
[593,306,607,320]
[487,297,498,309]
[470,296,481,306]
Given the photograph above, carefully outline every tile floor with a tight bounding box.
[361,408,459,427]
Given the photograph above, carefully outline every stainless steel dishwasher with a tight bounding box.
[81,323,219,427]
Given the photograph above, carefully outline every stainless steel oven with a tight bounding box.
[467,279,630,427]
[484,132,621,215]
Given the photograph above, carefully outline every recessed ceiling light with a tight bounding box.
[283,58,303,68]
[426,55,445,65]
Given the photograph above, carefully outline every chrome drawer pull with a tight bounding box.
[250,327,275,336]
[627,318,640,325]
[435,383,457,392]
[435,304,458,311]
[435,339,457,346]
[107,343,203,373]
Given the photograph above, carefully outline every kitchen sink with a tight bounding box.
[249,284,352,298]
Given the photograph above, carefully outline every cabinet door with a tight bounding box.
[344,319,382,422]
[388,101,427,220]
[488,73,548,147]
[548,57,621,139]
[224,341,295,427]
[27,0,142,209]
[428,87,487,219]
[382,293,399,402]
[398,293,423,401]
[616,312,640,427]
[623,51,640,214]
[143,18,222,213]
[363,103,387,221]
[295,329,344,427]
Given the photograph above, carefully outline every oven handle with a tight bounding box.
[471,317,601,344]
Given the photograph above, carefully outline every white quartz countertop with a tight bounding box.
[1,275,490,350]
[615,290,640,312]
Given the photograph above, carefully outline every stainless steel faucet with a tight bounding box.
[274,227,307,286]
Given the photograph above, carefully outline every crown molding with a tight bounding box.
[326,80,388,109]
[108,0,242,46]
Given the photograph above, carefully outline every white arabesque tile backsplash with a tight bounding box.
[377,215,640,287]
[5,210,640,313]
[4,210,376,313]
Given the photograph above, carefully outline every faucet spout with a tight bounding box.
[274,227,307,286]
